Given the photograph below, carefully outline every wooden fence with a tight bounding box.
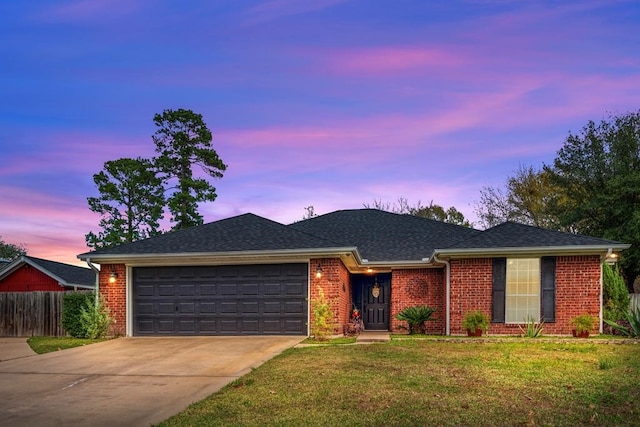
[0,291,91,337]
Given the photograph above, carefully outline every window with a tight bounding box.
[505,258,540,323]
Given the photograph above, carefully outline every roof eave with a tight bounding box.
[432,243,631,260]
[79,247,363,265]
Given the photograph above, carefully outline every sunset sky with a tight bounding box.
[1,0,639,267]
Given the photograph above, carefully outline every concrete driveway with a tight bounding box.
[0,336,303,426]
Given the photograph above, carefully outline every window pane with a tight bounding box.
[505,258,540,323]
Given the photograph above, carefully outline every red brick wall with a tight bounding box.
[449,256,602,335]
[99,264,126,336]
[0,265,70,292]
[449,258,493,335]
[309,258,350,335]
[390,268,445,334]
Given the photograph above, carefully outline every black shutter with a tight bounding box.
[492,258,506,322]
[540,256,556,322]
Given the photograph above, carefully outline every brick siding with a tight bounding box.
[449,256,602,335]
[309,258,351,335]
[390,268,445,334]
[99,264,126,336]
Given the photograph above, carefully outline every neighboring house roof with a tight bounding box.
[0,256,96,289]
[77,209,630,268]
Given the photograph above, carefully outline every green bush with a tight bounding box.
[461,310,489,333]
[394,305,436,334]
[62,292,94,338]
[311,288,335,341]
[603,263,630,322]
[80,296,112,339]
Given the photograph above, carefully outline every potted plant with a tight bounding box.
[570,314,596,338]
[462,310,489,336]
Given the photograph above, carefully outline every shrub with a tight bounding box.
[394,305,436,334]
[311,288,335,341]
[461,310,489,333]
[603,263,630,322]
[604,307,640,338]
[80,296,112,339]
[570,314,596,334]
[519,316,544,338]
[62,292,94,338]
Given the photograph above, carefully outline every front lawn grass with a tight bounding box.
[27,336,109,354]
[159,340,640,427]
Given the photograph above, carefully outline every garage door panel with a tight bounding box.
[133,264,308,336]
[199,301,216,314]
[200,284,216,296]
[284,301,305,314]
[220,284,236,295]
[285,283,305,295]
[178,284,195,296]
[241,284,259,295]
[158,302,174,314]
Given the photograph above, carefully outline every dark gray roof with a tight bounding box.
[77,210,627,263]
[0,256,96,288]
[445,221,622,249]
[290,209,482,261]
[79,213,343,257]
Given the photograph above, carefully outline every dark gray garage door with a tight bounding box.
[132,264,308,336]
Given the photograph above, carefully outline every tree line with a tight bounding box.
[1,109,638,289]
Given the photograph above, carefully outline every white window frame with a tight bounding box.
[505,258,540,324]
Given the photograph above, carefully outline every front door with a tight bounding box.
[352,274,390,330]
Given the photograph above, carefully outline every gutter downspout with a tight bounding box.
[85,258,100,305]
[433,254,451,335]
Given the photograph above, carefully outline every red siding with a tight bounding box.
[0,265,71,292]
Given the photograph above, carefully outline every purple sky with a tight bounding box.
[1,0,639,267]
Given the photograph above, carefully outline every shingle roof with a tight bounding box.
[289,209,482,261]
[0,256,96,288]
[445,221,622,249]
[77,210,627,263]
[78,213,344,257]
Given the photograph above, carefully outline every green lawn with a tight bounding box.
[27,336,109,354]
[159,340,640,427]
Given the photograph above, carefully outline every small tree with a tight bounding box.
[80,296,113,339]
[603,263,630,322]
[0,236,27,260]
[311,288,335,340]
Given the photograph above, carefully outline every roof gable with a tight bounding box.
[0,256,96,288]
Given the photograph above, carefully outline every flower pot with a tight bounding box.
[572,329,589,338]
[467,328,483,337]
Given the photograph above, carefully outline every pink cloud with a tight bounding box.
[324,46,466,76]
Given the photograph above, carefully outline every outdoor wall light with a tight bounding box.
[109,270,118,283]
[315,265,323,279]
[604,248,619,265]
